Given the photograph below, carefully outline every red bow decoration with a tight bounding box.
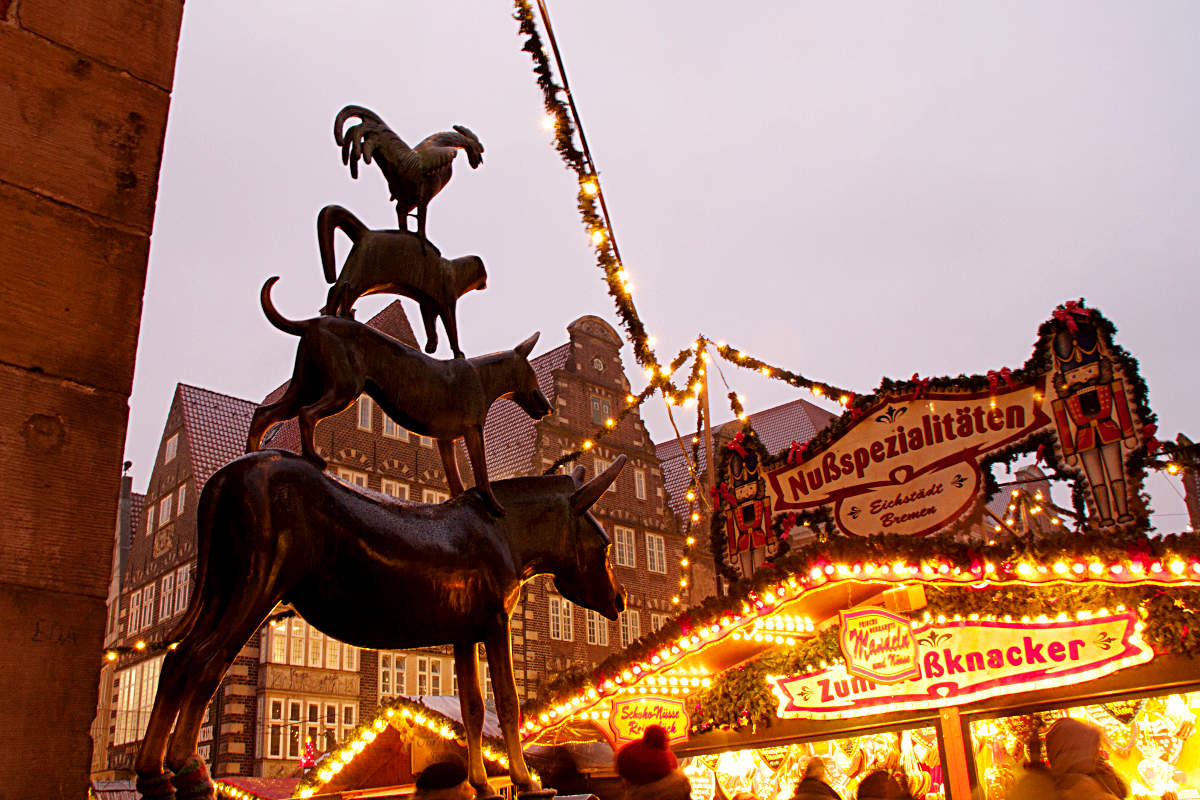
[911,373,931,399]
[1144,423,1161,453]
[987,367,1015,392]
[850,405,866,421]
[728,432,748,458]
[710,482,737,508]
[1035,443,1046,466]
[1053,299,1093,333]
[788,440,808,464]
[781,513,797,538]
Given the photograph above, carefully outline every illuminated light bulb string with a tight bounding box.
[102,608,299,663]
[291,695,530,799]
[519,530,1200,739]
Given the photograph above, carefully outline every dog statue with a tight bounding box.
[247,277,551,515]
[318,204,487,358]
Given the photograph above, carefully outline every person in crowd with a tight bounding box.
[615,725,693,800]
[1008,717,1129,799]
[790,757,842,800]
[413,760,476,800]
[854,770,910,800]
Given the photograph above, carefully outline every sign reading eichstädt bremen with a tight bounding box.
[770,612,1152,720]
[713,300,1154,579]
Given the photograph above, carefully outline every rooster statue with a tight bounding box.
[334,105,484,248]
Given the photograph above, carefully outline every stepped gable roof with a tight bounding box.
[482,341,571,480]
[656,398,835,521]
[177,384,259,488]
[259,301,420,453]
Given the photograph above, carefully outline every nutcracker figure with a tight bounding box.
[723,444,778,579]
[1050,319,1140,527]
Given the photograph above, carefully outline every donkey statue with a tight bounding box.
[134,449,627,800]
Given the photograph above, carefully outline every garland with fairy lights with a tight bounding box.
[704,301,1163,582]
[292,695,518,799]
[524,527,1200,728]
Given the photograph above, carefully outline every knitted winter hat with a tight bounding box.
[616,725,678,785]
[416,760,469,791]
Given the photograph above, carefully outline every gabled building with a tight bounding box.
[97,305,689,782]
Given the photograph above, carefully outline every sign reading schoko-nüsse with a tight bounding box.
[772,613,1151,719]
[609,696,689,743]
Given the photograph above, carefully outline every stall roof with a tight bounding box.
[517,529,1200,748]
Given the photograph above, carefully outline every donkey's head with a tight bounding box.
[553,455,628,620]
[503,332,552,421]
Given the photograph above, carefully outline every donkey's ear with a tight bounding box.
[571,455,626,514]
[515,332,540,358]
[571,464,586,487]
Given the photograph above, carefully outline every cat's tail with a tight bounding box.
[317,204,367,284]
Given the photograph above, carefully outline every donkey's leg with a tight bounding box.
[134,645,195,800]
[437,438,466,497]
[464,427,504,516]
[455,642,496,799]
[484,624,542,794]
[165,584,287,798]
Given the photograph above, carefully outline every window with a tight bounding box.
[145,506,155,534]
[549,596,573,641]
[382,416,408,440]
[451,659,458,696]
[419,435,434,448]
[620,610,641,647]
[262,694,358,760]
[417,657,430,695]
[590,395,611,425]
[336,467,368,487]
[650,613,667,633]
[174,565,190,614]
[381,479,408,500]
[646,533,667,574]
[262,619,356,670]
[176,484,186,516]
[357,395,373,431]
[141,584,156,630]
[430,659,442,695]
[422,489,450,503]
[594,458,617,493]
[159,572,175,619]
[289,619,305,665]
[158,495,172,525]
[380,653,406,697]
[127,589,141,634]
[634,469,646,500]
[613,526,636,568]
[308,627,324,667]
[113,655,164,745]
[586,609,609,646]
[164,433,178,463]
[481,661,493,702]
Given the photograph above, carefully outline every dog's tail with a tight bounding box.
[317,204,367,284]
[260,277,307,336]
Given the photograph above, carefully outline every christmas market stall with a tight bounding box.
[515,302,1200,800]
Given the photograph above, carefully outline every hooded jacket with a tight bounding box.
[1009,719,1128,800]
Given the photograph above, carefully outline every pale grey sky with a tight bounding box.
[128,1,1200,530]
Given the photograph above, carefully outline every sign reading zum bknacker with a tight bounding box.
[713,301,1155,580]
[770,612,1152,720]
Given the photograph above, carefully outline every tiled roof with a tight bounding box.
[258,300,420,453]
[482,341,571,480]
[177,384,259,488]
[656,398,835,521]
